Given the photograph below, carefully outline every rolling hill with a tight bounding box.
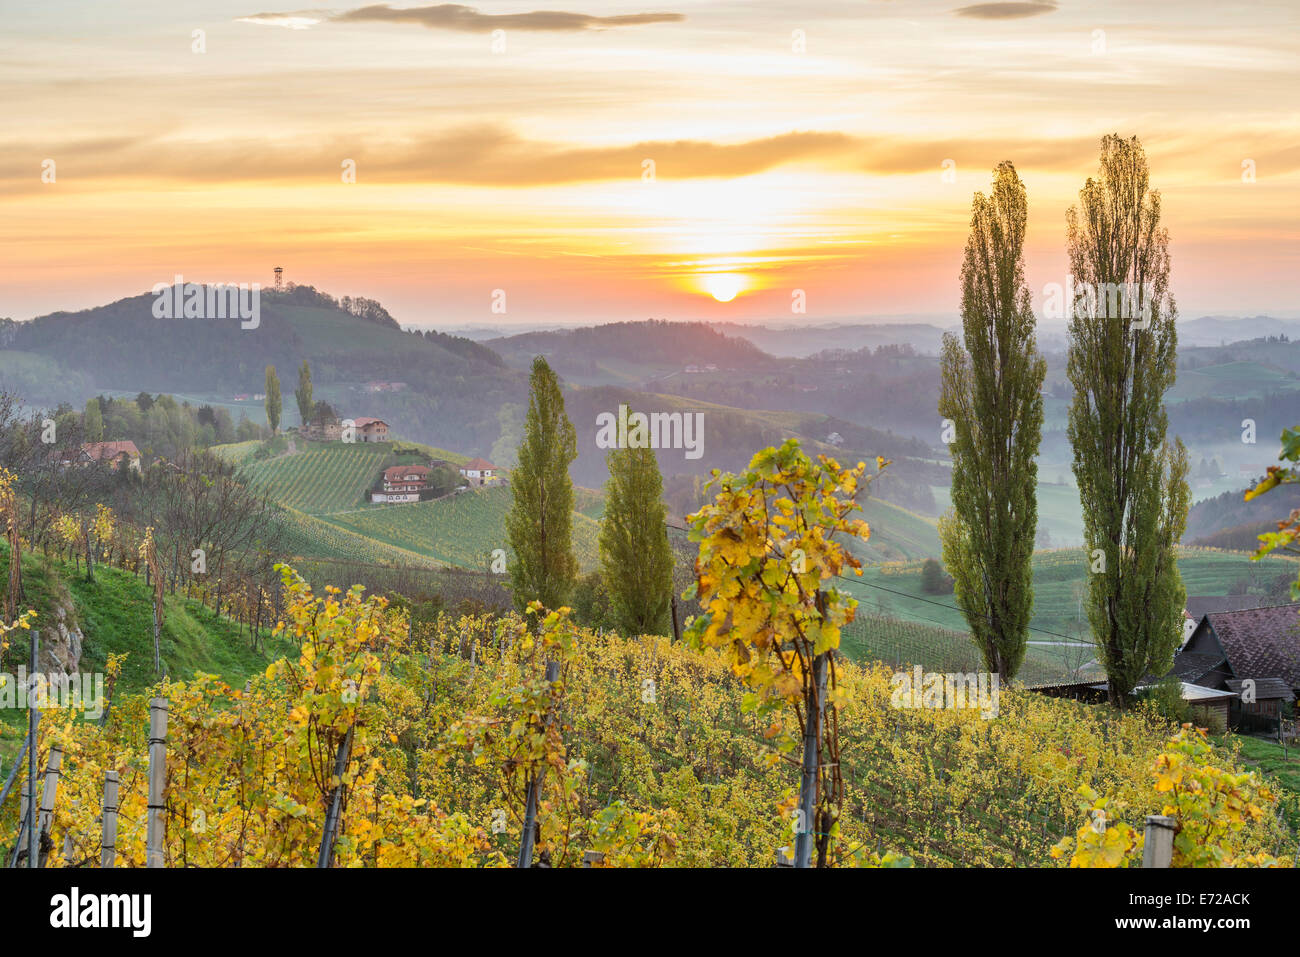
[6,284,523,454]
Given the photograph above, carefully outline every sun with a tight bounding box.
[702,273,746,302]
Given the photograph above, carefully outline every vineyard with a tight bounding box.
[272,507,445,568]
[8,570,1291,868]
[240,443,393,513]
[319,486,602,571]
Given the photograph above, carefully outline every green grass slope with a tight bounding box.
[852,498,942,562]
[272,507,445,568]
[0,545,293,755]
[847,546,1294,657]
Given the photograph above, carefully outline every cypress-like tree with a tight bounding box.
[295,360,313,426]
[938,161,1046,683]
[598,410,673,636]
[265,365,281,434]
[83,398,104,443]
[1066,135,1190,708]
[506,357,578,612]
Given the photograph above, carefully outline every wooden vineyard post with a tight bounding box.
[140,529,164,674]
[669,595,681,644]
[146,697,168,868]
[317,724,355,868]
[35,745,63,867]
[517,660,560,868]
[1141,815,1175,868]
[102,770,119,868]
[24,629,39,868]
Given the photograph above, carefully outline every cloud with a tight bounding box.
[5,127,1295,194]
[329,3,684,32]
[952,2,1058,19]
[236,10,327,28]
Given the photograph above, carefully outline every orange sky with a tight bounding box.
[3,0,1298,326]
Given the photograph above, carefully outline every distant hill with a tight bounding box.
[1185,482,1300,543]
[485,320,773,385]
[1176,316,1300,348]
[3,284,522,454]
[558,384,939,510]
[712,321,953,358]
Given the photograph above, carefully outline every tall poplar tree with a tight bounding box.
[938,161,1046,682]
[599,411,673,636]
[83,398,104,443]
[295,360,313,426]
[265,365,281,435]
[506,357,578,612]
[1066,135,1189,708]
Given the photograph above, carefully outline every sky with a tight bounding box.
[2,0,1298,328]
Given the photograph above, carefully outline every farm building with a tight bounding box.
[1029,679,1235,726]
[301,413,388,443]
[302,411,342,441]
[458,457,500,487]
[1172,603,1300,730]
[371,464,430,504]
[352,416,389,443]
[76,440,142,472]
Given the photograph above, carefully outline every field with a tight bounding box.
[836,546,1300,683]
[319,485,602,571]
[1166,360,1300,402]
[852,497,942,563]
[209,439,263,467]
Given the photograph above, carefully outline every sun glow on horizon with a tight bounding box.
[701,273,748,302]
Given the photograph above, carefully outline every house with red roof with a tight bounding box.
[458,457,500,487]
[350,416,389,443]
[371,464,430,503]
[78,440,142,472]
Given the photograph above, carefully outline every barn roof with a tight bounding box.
[82,440,140,460]
[1225,677,1293,700]
[1205,604,1300,689]
[1171,651,1227,685]
[461,457,497,471]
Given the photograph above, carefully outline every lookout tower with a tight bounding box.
[273,266,284,291]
